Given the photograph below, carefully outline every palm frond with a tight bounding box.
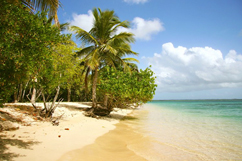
[111,20,130,33]
[25,0,61,12]
[110,32,136,45]
[115,45,139,58]
[100,44,118,56]
[76,46,96,58]
[86,48,100,70]
[122,57,139,63]
[20,0,61,25]
[69,26,98,45]
[60,22,70,31]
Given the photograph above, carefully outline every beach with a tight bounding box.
[1,100,242,161]
[0,102,132,161]
[58,100,242,161]
[57,112,149,161]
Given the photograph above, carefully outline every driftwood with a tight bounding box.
[84,105,111,118]
[51,113,64,126]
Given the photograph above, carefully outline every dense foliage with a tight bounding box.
[0,1,63,105]
[6,0,61,25]
[98,66,157,109]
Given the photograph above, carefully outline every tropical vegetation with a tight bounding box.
[7,0,61,25]
[0,1,157,117]
[70,8,143,115]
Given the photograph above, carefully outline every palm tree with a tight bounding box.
[9,0,61,25]
[70,8,138,110]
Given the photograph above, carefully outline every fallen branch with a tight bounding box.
[52,113,64,126]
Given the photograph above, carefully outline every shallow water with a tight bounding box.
[129,100,242,160]
[59,100,242,161]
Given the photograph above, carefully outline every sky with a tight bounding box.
[57,0,242,100]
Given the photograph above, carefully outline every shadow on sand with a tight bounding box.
[58,102,92,111]
[0,134,40,161]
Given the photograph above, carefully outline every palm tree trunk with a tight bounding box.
[54,14,60,27]
[85,67,90,101]
[92,67,98,108]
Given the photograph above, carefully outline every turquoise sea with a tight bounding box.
[124,100,242,161]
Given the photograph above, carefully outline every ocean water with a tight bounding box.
[124,100,242,161]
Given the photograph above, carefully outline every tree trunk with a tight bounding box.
[92,67,110,116]
[92,67,98,108]
[31,87,36,104]
[22,81,29,101]
[13,88,18,103]
[51,86,60,109]
[103,94,108,109]
[54,14,60,27]
[41,92,47,112]
[46,85,60,118]
[31,77,38,103]
[36,89,42,100]
[67,87,71,102]
[96,94,111,116]
[85,67,90,101]
[17,84,23,102]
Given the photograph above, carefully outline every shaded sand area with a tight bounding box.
[0,102,132,161]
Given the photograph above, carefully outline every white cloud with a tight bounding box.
[69,10,94,32]
[118,17,164,40]
[131,17,164,40]
[70,11,164,41]
[123,0,148,4]
[146,42,242,92]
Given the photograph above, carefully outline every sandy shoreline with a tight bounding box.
[0,102,132,161]
[57,117,148,161]
[57,106,150,161]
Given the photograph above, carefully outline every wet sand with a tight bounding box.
[57,110,152,161]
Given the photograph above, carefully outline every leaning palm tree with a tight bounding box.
[70,8,138,112]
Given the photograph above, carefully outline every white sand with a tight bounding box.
[0,102,132,161]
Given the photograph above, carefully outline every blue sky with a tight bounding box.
[57,0,242,100]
